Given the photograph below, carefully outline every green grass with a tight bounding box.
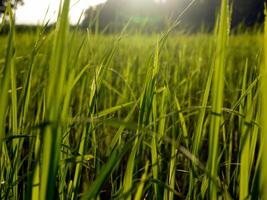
[207,0,229,199]
[261,7,267,200]
[0,0,266,199]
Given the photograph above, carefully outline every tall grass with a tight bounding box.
[261,7,267,200]
[40,1,70,199]
[207,0,229,199]
[0,0,264,199]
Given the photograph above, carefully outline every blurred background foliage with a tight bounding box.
[81,0,265,32]
[0,0,23,13]
[0,0,265,33]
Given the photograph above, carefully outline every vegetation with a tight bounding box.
[0,0,266,199]
[81,0,265,32]
[0,0,23,14]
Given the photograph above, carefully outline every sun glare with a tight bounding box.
[15,0,107,24]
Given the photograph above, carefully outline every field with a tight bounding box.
[0,0,267,199]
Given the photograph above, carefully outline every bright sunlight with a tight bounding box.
[15,0,106,24]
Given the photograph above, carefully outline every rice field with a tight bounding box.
[0,0,267,199]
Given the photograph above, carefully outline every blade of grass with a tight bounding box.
[261,6,267,199]
[81,145,131,200]
[40,0,70,199]
[0,5,15,198]
[207,0,230,199]
[134,161,149,200]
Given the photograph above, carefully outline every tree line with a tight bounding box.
[0,0,265,32]
[81,0,265,32]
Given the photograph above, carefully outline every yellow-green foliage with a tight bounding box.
[0,1,265,199]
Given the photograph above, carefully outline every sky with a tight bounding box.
[15,0,107,24]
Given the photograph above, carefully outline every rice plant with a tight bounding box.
[0,0,265,199]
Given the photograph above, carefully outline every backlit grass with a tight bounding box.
[0,0,266,199]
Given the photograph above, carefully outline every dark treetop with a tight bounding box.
[81,0,265,32]
[0,0,23,14]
